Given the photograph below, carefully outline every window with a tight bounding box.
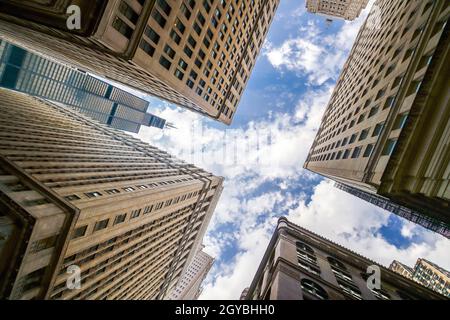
[382,139,397,156]
[393,113,408,130]
[174,69,184,80]
[170,29,181,44]
[112,17,133,38]
[174,18,185,34]
[363,144,374,158]
[159,56,172,70]
[187,35,197,48]
[152,10,167,28]
[105,189,120,195]
[179,58,188,71]
[114,214,127,225]
[157,0,172,16]
[372,122,384,136]
[327,257,347,270]
[123,187,135,192]
[73,225,87,239]
[337,280,362,300]
[184,46,193,58]
[343,149,350,159]
[351,147,361,159]
[118,1,139,24]
[359,128,369,141]
[94,219,109,232]
[368,106,379,118]
[131,209,141,219]
[163,44,176,59]
[85,191,102,198]
[30,235,58,253]
[140,40,155,57]
[371,288,391,300]
[65,194,80,201]
[144,26,160,44]
[301,279,328,300]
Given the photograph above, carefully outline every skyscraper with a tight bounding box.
[245,218,445,300]
[0,0,281,125]
[168,246,214,300]
[390,259,450,298]
[0,88,223,300]
[0,40,168,133]
[306,0,369,21]
[304,0,450,230]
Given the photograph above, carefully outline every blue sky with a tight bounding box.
[135,0,450,299]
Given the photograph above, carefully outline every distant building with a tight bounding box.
[168,246,214,300]
[390,259,450,298]
[306,0,369,21]
[388,261,414,279]
[304,0,450,233]
[246,217,445,300]
[0,40,168,133]
[0,88,223,300]
[0,0,280,125]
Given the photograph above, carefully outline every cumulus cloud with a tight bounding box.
[263,1,374,85]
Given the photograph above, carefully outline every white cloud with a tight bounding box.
[263,1,374,86]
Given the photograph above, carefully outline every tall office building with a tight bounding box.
[168,246,214,300]
[390,258,450,298]
[245,218,445,300]
[306,0,369,21]
[0,88,223,300]
[304,0,450,230]
[0,0,280,125]
[0,40,168,133]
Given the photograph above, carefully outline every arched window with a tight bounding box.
[301,279,328,300]
[296,241,320,275]
[371,288,391,300]
[327,256,347,270]
[337,280,362,300]
[296,241,314,254]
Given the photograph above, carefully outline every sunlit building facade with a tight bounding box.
[390,258,450,298]
[304,0,450,232]
[306,0,369,21]
[0,88,223,300]
[0,0,280,125]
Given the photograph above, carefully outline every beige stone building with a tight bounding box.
[390,258,450,298]
[388,260,414,279]
[0,0,280,125]
[0,88,223,300]
[304,0,450,232]
[168,245,214,300]
[306,0,369,21]
[245,218,445,300]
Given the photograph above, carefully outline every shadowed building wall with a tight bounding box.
[246,218,446,300]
